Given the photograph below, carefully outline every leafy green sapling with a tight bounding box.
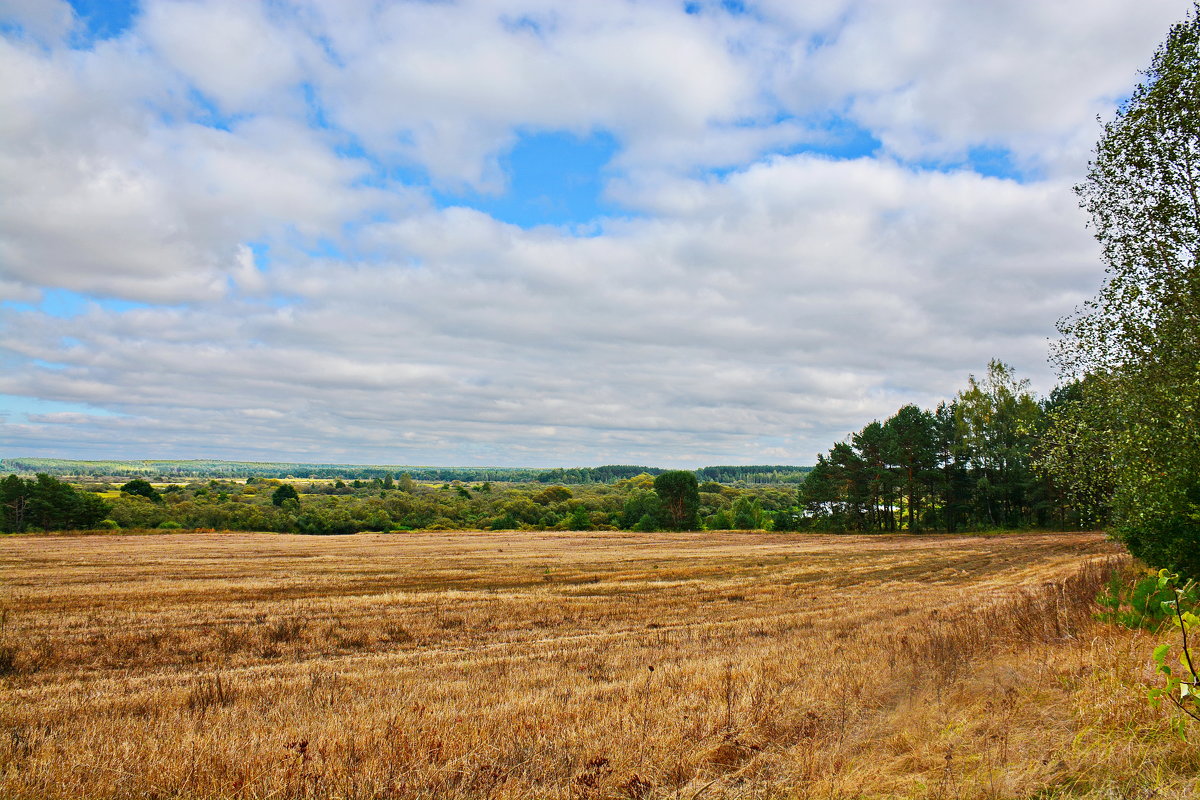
[1147,570,1200,732]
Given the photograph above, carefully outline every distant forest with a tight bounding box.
[0,458,810,485]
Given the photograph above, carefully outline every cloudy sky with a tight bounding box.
[0,0,1188,467]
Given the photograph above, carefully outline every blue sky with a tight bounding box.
[0,0,1189,466]
[67,0,137,40]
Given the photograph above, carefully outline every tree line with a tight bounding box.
[0,474,109,533]
[1041,5,1200,581]
[1,458,812,487]
[0,471,807,535]
[797,361,1095,533]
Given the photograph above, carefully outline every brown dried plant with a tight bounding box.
[0,530,1196,799]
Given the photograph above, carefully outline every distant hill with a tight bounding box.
[0,458,541,482]
[695,465,813,484]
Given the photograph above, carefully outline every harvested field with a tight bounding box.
[0,530,1196,799]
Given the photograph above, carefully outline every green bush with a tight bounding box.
[706,510,731,530]
[121,479,162,503]
[1098,569,1199,630]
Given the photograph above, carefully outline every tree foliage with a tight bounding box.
[1,474,109,533]
[1053,4,1200,578]
[653,471,701,530]
[799,362,1074,532]
[955,361,1043,529]
[1034,378,1115,528]
[120,478,162,503]
[271,484,300,507]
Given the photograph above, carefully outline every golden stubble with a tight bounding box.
[0,530,1194,799]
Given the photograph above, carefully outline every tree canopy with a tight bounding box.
[120,478,162,503]
[653,471,701,531]
[1053,3,1200,578]
[1,474,109,533]
[271,484,300,507]
[799,362,1069,532]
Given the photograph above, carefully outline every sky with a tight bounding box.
[0,0,1190,468]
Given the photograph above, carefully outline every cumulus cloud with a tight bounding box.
[777,0,1185,173]
[305,0,766,188]
[0,0,76,43]
[139,0,315,115]
[0,155,1102,464]
[0,0,1189,464]
[0,24,399,303]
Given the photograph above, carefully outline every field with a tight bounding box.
[0,530,1196,799]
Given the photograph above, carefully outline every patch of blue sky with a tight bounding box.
[776,113,882,161]
[500,14,548,37]
[306,237,350,261]
[66,0,138,45]
[964,145,1036,182]
[434,129,624,229]
[1,289,152,318]
[300,82,335,132]
[0,394,123,421]
[247,240,272,269]
[33,289,88,318]
[184,87,253,131]
[327,120,629,229]
[698,114,880,182]
[901,145,1034,182]
[683,1,753,17]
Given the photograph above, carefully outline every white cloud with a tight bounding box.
[0,0,1188,464]
[0,0,75,43]
[0,32,398,302]
[782,0,1188,172]
[309,0,764,188]
[139,0,315,115]
[0,154,1103,464]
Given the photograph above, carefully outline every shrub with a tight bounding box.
[271,484,300,507]
[1097,568,1199,630]
[120,479,162,503]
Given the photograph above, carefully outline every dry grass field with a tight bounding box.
[0,530,1196,799]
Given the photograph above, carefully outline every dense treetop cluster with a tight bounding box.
[799,361,1097,533]
[0,469,801,535]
